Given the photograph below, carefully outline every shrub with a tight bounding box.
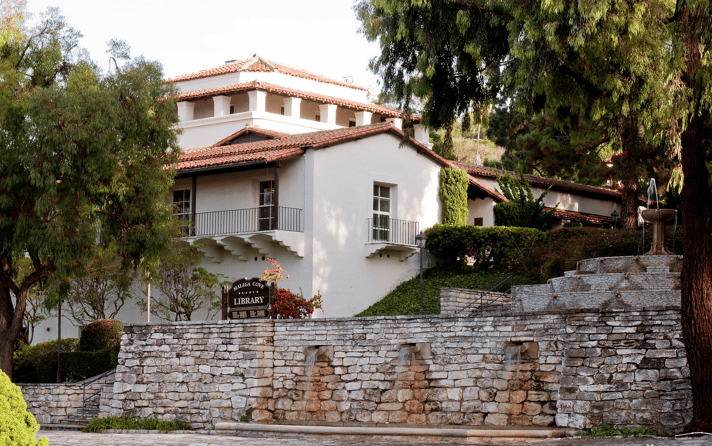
[83,415,192,432]
[424,224,545,269]
[13,339,79,383]
[261,258,323,319]
[494,170,556,230]
[423,225,683,283]
[61,348,118,381]
[0,369,48,445]
[80,319,122,352]
[439,167,469,225]
[271,288,323,319]
[577,423,667,437]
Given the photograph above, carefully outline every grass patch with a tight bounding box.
[83,415,192,433]
[577,424,667,437]
[355,265,527,317]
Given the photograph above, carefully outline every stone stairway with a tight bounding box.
[511,255,682,313]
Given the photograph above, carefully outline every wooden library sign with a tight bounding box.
[222,277,272,320]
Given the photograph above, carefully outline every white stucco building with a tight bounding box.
[32,57,623,343]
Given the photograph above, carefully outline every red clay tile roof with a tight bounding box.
[174,80,414,120]
[547,208,613,226]
[177,123,504,200]
[212,126,292,147]
[168,56,369,92]
[454,162,621,201]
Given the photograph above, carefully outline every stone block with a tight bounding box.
[484,413,509,426]
[522,402,542,416]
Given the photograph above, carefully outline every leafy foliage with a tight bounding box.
[65,246,134,325]
[79,319,122,352]
[577,424,667,437]
[424,224,683,284]
[438,168,469,225]
[149,241,223,322]
[424,224,545,270]
[0,368,48,445]
[356,265,520,317]
[261,259,322,319]
[493,170,557,230]
[271,288,323,320]
[83,415,192,433]
[0,5,180,378]
[12,338,78,383]
[60,348,118,382]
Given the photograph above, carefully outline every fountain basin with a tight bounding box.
[641,209,677,255]
[641,208,677,223]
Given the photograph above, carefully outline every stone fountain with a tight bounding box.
[511,179,681,313]
[640,178,677,255]
[641,208,677,255]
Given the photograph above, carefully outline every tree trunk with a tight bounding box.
[0,285,22,380]
[678,5,712,431]
[619,178,639,231]
[680,112,712,432]
[0,331,14,380]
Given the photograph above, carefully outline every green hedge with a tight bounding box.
[424,225,684,283]
[13,339,79,383]
[424,224,545,269]
[80,319,122,352]
[61,348,119,382]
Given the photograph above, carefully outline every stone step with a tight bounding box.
[39,423,85,431]
[548,272,680,294]
[576,255,681,274]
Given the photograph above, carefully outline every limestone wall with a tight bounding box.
[20,370,115,424]
[102,309,691,433]
[440,288,510,315]
[556,308,691,430]
[108,320,274,428]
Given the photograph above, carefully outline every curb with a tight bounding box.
[215,422,573,439]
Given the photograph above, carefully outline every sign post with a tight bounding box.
[222,277,272,320]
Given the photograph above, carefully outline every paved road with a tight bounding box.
[37,430,712,446]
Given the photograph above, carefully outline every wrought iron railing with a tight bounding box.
[182,206,303,236]
[366,218,419,246]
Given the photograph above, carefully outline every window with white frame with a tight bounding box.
[173,189,191,221]
[372,184,390,242]
[173,189,191,234]
[259,180,275,231]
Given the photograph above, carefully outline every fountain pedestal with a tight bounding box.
[641,209,677,255]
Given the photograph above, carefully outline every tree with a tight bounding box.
[64,246,134,325]
[148,241,222,322]
[493,170,556,231]
[359,0,712,431]
[0,6,179,378]
[438,167,469,225]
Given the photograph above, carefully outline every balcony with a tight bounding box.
[181,206,304,261]
[365,218,420,261]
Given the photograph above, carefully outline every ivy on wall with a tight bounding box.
[439,167,469,225]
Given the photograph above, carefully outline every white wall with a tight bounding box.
[308,133,442,317]
[177,112,338,149]
[476,176,619,219]
[175,70,369,103]
[467,198,496,227]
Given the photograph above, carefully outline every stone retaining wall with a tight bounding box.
[108,319,274,427]
[440,288,510,315]
[102,308,690,433]
[20,369,115,424]
[556,309,691,429]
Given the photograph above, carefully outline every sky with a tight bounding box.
[26,0,383,95]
